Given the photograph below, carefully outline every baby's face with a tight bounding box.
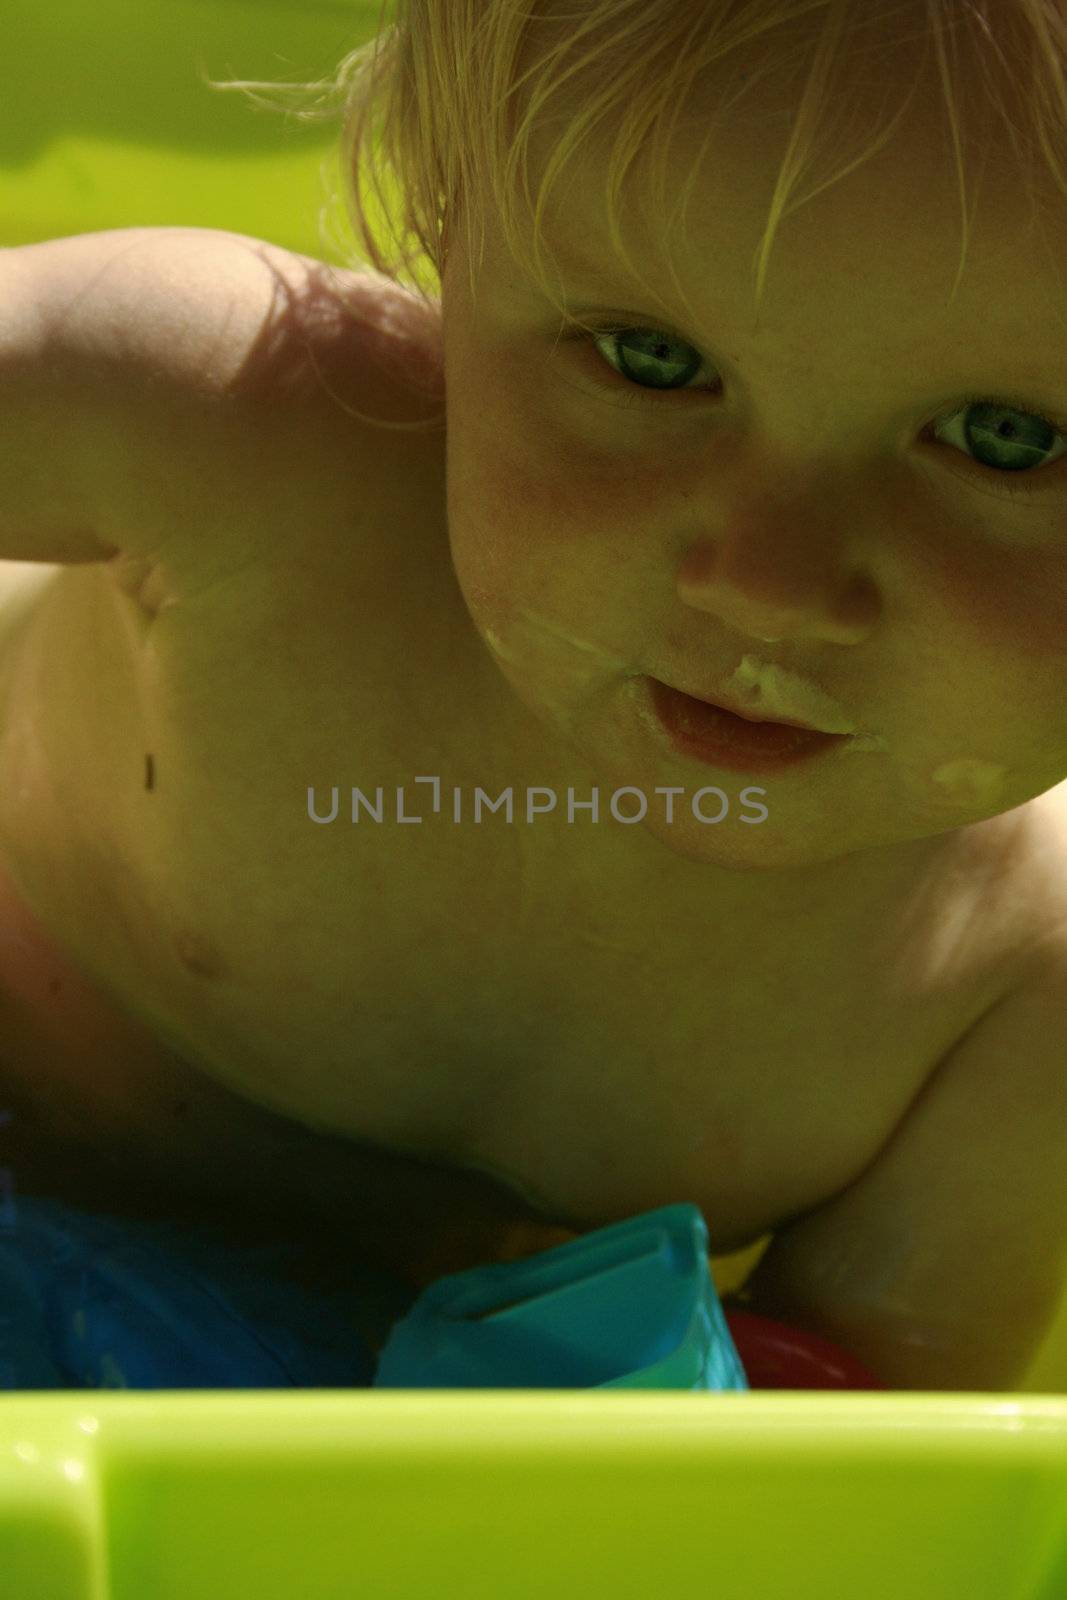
[438,46,1067,875]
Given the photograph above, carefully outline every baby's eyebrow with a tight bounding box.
[497,253,1067,416]
[500,259,685,326]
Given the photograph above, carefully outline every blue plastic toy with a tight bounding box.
[373,1203,750,1390]
[0,1194,748,1392]
[0,1192,410,1390]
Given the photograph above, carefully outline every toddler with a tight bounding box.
[1,0,1066,1390]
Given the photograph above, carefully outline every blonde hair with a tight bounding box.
[206,0,1067,430]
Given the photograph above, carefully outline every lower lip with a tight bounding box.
[648,679,847,773]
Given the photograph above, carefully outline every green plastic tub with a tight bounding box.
[1,0,370,260]
[4,1390,1067,1600]
[4,3,1067,1597]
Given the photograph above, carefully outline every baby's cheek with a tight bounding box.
[450,442,596,608]
[509,467,649,594]
[934,534,1067,660]
[927,759,1009,810]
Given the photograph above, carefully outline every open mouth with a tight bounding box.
[648,679,848,772]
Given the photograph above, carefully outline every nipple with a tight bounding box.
[929,758,1007,808]
[174,929,226,981]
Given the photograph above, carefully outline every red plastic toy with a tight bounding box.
[724,1308,888,1389]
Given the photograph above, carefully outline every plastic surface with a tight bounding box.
[723,1306,888,1390]
[374,1203,750,1390]
[0,1192,413,1391]
[4,1391,1067,1600]
[0,1194,885,1395]
[1,0,384,259]
[0,1190,895,1401]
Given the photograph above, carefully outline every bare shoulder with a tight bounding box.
[175,227,445,418]
[126,224,444,428]
[37,226,445,591]
[23,223,442,406]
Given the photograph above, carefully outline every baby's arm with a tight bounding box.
[0,234,122,566]
[0,226,352,584]
[734,953,1067,1391]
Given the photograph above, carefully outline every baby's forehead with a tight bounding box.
[484,12,1067,299]
[476,87,1063,326]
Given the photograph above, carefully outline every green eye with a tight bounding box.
[591,327,708,395]
[927,397,1067,499]
[560,320,1067,503]
[562,323,715,405]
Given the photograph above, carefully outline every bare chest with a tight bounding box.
[0,566,1045,1262]
[424,832,1044,1250]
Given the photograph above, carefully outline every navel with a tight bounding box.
[174,929,226,981]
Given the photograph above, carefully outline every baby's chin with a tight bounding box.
[630,809,868,873]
